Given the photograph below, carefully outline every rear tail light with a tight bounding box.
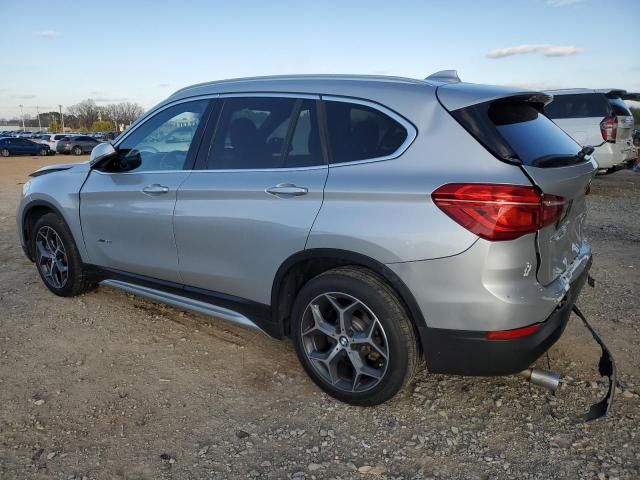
[487,322,541,340]
[432,183,566,241]
[600,116,617,143]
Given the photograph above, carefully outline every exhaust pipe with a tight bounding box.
[519,368,560,393]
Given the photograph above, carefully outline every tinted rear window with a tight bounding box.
[544,93,610,119]
[452,99,582,168]
[324,101,408,164]
[607,97,632,117]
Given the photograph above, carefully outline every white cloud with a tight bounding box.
[487,44,583,59]
[34,31,60,38]
[547,0,586,6]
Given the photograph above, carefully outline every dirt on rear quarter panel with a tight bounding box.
[0,155,638,479]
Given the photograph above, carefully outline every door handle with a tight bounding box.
[142,184,170,195]
[265,183,309,197]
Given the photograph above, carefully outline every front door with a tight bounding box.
[174,95,328,304]
[80,99,212,282]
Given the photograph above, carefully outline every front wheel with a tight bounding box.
[32,213,96,297]
[291,266,419,405]
[39,148,48,156]
[72,146,83,155]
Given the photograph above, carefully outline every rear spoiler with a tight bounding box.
[595,88,640,101]
[436,82,552,112]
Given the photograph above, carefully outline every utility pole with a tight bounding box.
[59,104,64,132]
[36,106,42,130]
[19,104,25,131]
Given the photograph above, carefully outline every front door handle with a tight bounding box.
[142,184,170,195]
[265,183,309,197]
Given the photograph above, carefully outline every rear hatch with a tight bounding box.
[437,84,596,285]
[607,96,634,144]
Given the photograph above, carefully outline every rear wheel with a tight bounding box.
[72,146,83,155]
[32,213,96,297]
[1,148,9,157]
[291,266,419,405]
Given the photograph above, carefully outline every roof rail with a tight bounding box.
[425,70,461,84]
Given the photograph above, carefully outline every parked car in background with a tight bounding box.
[56,135,100,155]
[544,88,636,173]
[0,137,50,156]
[41,133,72,153]
[18,73,597,406]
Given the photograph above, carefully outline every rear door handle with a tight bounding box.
[265,183,309,197]
[142,184,170,195]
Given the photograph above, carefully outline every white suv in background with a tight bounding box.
[544,89,636,173]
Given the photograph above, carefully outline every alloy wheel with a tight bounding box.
[35,226,69,289]
[300,292,389,393]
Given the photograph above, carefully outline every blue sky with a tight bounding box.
[0,0,638,119]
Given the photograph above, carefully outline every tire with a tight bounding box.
[72,146,83,156]
[1,148,9,157]
[39,148,48,156]
[31,213,96,297]
[291,266,419,406]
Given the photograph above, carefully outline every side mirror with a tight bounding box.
[90,142,117,166]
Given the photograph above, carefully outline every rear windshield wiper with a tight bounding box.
[577,145,595,160]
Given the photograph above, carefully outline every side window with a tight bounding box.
[544,94,610,119]
[207,97,296,169]
[324,100,408,164]
[107,99,209,173]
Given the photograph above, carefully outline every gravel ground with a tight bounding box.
[0,156,638,480]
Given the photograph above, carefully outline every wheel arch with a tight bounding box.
[21,200,66,261]
[271,248,428,350]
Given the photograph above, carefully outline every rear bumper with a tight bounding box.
[422,257,591,376]
[593,143,629,169]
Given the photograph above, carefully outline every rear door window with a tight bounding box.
[324,100,408,163]
[544,93,610,119]
[205,97,324,170]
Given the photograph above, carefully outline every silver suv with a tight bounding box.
[17,72,596,405]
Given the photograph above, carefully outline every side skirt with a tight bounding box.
[91,266,281,338]
[101,279,266,334]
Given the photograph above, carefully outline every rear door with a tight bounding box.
[486,99,596,285]
[438,86,596,286]
[174,95,328,305]
[80,99,212,282]
[607,96,635,157]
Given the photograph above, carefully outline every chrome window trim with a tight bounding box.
[110,92,416,173]
[320,94,417,167]
[219,92,320,100]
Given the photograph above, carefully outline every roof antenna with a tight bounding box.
[425,70,461,84]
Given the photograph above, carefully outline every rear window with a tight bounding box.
[607,97,632,117]
[452,98,582,168]
[324,101,408,164]
[544,93,610,119]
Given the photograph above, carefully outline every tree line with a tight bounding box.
[0,99,146,132]
[65,99,145,132]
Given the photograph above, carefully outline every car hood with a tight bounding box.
[30,160,91,177]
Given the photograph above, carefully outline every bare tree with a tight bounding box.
[67,99,99,130]
[102,102,145,131]
[117,102,145,127]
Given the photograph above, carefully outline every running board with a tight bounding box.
[99,279,266,334]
